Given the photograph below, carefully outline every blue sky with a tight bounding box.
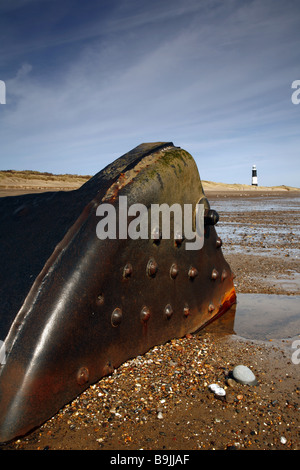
[0,0,299,186]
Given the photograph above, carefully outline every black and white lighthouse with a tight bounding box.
[252,164,258,186]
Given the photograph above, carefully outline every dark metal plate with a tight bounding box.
[0,143,235,442]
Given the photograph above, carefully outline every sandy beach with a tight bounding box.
[0,169,299,195]
[0,173,299,452]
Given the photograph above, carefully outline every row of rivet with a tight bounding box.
[170,264,198,280]
[110,300,220,327]
[211,268,228,281]
[123,260,228,282]
[152,229,183,246]
[110,303,192,327]
[153,233,223,249]
[98,264,227,312]
[122,236,222,280]
[122,258,199,280]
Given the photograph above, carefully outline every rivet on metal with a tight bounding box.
[216,237,222,248]
[183,305,190,317]
[221,269,228,282]
[170,263,179,279]
[174,231,184,246]
[152,227,161,244]
[140,306,151,323]
[76,367,89,386]
[164,304,173,319]
[147,258,158,277]
[188,266,198,279]
[211,268,219,280]
[208,303,215,313]
[111,308,122,327]
[123,263,133,278]
[204,209,219,226]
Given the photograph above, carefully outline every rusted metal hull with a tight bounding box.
[0,143,236,442]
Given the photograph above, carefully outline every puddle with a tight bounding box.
[208,293,300,342]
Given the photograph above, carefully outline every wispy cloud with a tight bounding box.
[0,0,299,186]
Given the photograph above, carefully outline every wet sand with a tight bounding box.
[1,188,300,452]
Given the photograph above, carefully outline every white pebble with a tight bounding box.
[215,387,226,397]
[208,383,226,397]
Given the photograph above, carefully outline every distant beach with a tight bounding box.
[0,169,299,198]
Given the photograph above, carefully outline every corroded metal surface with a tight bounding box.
[0,142,236,442]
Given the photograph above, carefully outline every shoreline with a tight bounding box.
[0,171,299,199]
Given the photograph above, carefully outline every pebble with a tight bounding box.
[232,365,257,385]
[226,378,236,388]
[208,383,226,397]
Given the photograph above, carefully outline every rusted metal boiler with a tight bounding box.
[0,142,236,442]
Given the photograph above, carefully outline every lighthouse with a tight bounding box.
[252,165,258,186]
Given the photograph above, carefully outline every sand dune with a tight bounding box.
[0,170,90,191]
[0,170,299,196]
[202,180,300,193]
